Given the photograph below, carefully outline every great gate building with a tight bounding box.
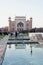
[8,16,32,32]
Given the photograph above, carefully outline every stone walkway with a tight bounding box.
[0,35,9,65]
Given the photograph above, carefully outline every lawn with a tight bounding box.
[0,35,4,39]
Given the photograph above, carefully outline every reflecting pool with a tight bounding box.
[2,44,43,65]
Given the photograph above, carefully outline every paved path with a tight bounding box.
[35,34,43,40]
[0,35,9,65]
[35,34,43,44]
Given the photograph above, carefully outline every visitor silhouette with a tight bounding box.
[15,31,17,37]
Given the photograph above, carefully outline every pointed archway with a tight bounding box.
[17,22,24,31]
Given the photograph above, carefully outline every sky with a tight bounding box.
[0,0,43,28]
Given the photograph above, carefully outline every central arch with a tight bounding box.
[17,22,24,31]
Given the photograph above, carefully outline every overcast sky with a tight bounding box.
[0,0,43,28]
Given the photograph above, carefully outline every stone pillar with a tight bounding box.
[29,17,32,30]
[8,17,11,32]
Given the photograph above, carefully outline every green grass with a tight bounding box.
[0,35,4,39]
[19,33,28,36]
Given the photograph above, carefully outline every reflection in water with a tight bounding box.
[30,45,32,56]
[2,44,43,65]
[15,44,33,55]
[8,44,33,55]
[9,44,11,48]
[15,44,26,49]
